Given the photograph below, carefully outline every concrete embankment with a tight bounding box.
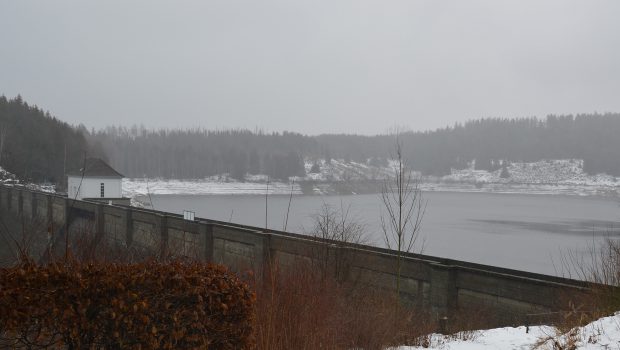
[0,184,593,326]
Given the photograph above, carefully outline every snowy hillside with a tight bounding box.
[122,158,620,197]
[0,166,18,184]
[123,176,302,198]
[0,166,55,193]
[304,158,618,190]
[397,313,620,350]
[432,159,619,196]
[300,158,394,182]
[122,159,391,197]
[443,159,617,187]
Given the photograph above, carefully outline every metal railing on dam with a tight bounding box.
[0,184,592,326]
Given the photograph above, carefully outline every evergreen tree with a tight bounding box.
[309,163,321,174]
[0,95,90,186]
[500,164,510,179]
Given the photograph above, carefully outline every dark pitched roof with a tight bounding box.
[67,158,124,178]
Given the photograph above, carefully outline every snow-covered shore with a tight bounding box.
[122,177,302,197]
[443,159,617,187]
[421,159,619,196]
[418,182,618,197]
[396,313,620,350]
[122,159,620,198]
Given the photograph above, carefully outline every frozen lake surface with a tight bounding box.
[150,192,620,276]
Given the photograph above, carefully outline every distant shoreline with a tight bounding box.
[123,158,620,199]
[124,178,620,199]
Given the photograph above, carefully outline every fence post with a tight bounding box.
[525,314,530,333]
[438,316,449,334]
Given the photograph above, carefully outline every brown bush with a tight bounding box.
[554,237,620,328]
[254,261,432,350]
[0,259,255,349]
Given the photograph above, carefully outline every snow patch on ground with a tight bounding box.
[430,159,620,196]
[443,159,617,187]
[4,158,619,197]
[122,159,620,197]
[303,158,620,195]
[0,166,18,184]
[122,178,302,198]
[303,158,394,182]
[0,166,56,193]
[396,314,620,350]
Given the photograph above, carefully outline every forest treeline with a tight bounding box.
[91,113,620,179]
[88,127,310,180]
[317,114,620,176]
[0,96,91,184]
[3,95,620,184]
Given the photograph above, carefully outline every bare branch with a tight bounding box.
[379,135,427,299]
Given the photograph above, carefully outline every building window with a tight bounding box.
[100,183,105,197]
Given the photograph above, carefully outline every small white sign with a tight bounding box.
[183,210,195,221]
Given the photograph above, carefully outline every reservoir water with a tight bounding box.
[150,192,620,276]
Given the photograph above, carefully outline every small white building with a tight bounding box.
[67,158,126,204]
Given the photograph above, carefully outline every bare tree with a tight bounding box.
[308,202,367,280]
[558,236,620,286]
[381,136,426,298]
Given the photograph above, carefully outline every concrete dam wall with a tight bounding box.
[0,185,590,325]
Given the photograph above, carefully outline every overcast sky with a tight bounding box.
[1,1,619,135]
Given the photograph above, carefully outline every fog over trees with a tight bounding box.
[88,128,309,180]
[91,113,620,179]
[2,96,620,183]
[0,96,90,184]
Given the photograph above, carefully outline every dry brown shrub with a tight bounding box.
[0,259,255,349]
[552,237,620,328]
[254,260,433,350]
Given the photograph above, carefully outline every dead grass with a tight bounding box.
[533,237,620,349]
[253,260,435,350]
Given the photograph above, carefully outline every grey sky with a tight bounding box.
[1,1,619,135]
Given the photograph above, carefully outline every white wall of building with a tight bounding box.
[67,176,122,200]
